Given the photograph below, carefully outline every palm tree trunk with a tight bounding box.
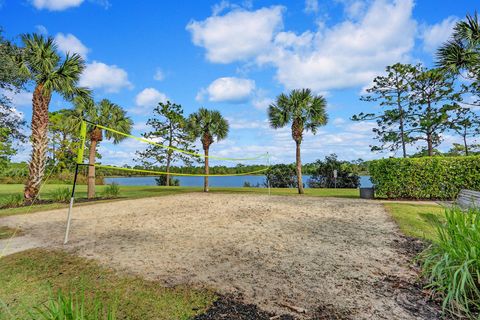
[204,148,209,192]
[24,84,51,201]
[87,139,97,199]
[296,140,304,194]
[87,127,103,198]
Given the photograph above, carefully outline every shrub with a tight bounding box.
[155,176,180,186]
[103,183,120,198]
[264,164,298,188]
[0,193,24,208]
[30,290,116,320]
[308,154,360,188]
[243,181,260,188]
[51,187,71,203]
[0,165,28,184]
[369,156,480,200]
[420,207,480,317]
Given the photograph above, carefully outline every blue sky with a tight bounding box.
[1,0,478,166]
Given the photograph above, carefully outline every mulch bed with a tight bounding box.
[194,295,295,320]
[195,295,358,320]
[377,235,447,320]
[195,236,446,320]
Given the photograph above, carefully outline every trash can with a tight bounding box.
[360,187,375,199]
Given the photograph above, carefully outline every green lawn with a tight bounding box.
[383,202,446,242]
[0,249,216,320]
[0,184,359,217]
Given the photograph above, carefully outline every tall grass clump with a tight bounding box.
[51,187,71,203]
[102,183,120,198]
[420,207,480,318]
[29,290,116,320]
[0,193,24,208]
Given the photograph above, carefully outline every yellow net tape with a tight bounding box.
[76,120,87,164]
[95,164,268,177]
[92,122,268,161]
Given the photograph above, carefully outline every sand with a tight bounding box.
[0,193,429,319]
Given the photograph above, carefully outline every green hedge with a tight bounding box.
[369,156,480,200]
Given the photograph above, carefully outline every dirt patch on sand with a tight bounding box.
[0,193,441,319]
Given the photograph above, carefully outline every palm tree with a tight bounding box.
[19,34,90,201]
[268,89,328,194]
[437,13,479,76]
[187,108,229,192]
[75,98,133,198]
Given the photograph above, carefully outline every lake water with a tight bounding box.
[104,175,373,188]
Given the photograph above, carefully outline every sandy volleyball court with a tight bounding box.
[0,193,435,319]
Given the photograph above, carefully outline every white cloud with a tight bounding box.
[198,77,256,103]
[79,61,132,93]
[31,0,83,11]
[1,90,32,108]
[209,123,379,163]
[252,97,273,110]
[262,0,417,92]
[188,0,417,92]
[153,68,165,81]
[421,16,458,53]
[337,0,367,19]
[0,105,24,122]
[91,0,110,9]
[133,121,149,132]
[132,88,168,114]
[333,117,347,126]
[304,0,319,14]
[98,142,138,166]
[35,25,48,35]
[227,117,268,129]
[345,121,376,133]
[55,33,89,58]
[186,6,284,63]
[212,0,232,15]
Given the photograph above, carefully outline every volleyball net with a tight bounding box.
[76,120,270,176]
[64,120,271,244]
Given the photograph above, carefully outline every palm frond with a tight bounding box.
[21,33,59,81]
[454,12,480,46]
[437,40,474,73]
[268,104,290,129]
[436,13,480,74]
[268,88,328,134]
[46,53,88,100]
[186,108,228,142]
